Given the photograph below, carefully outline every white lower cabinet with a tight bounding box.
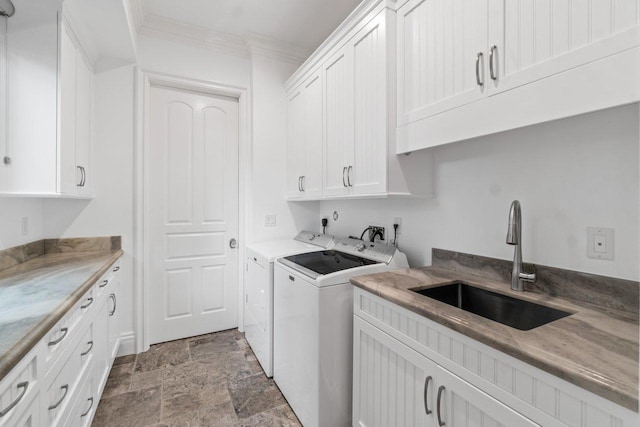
[353,316,536,427]
[0,258,122,427]
[353,288,638,427]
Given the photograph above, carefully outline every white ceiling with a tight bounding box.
[141,0,362,53]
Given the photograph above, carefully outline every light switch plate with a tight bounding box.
[264,214,277,227]
[587,227,614,260]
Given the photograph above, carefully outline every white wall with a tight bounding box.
[249,53,319,243]
[0,198,44,249]
[319,104,639,281]
[44,65,136,350]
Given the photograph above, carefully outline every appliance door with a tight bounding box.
[244,256,273,376]
[274,265,319,426]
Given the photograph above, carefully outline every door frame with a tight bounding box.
[134,69,250,353]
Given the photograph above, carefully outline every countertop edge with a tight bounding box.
[0,250,123,382]
[350,276,638,413]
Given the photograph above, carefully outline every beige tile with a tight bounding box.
[102,363,134,398]
[234,404,301,427]
[199,400,239,427]
[162,377,231,420]
[135,339,191,373]
[114,354,136,366]
[131,368,164,391]
[189,330,241,359]
[93,385,162,427]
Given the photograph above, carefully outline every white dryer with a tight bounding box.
[244,231,334,377]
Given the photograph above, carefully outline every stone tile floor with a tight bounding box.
[92,329,302,427]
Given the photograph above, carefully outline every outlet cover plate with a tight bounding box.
[587,227,614,260]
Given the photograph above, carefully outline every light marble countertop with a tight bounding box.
[0,250,123,382]
[350,266,639,412]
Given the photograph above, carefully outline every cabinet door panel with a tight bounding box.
[353,316,434,427]
[286,90,305,199]
[323,48,353,197]
[437,365,539,427]
[489,0,640,95]
[59,23,77,194]
[74,53,92,196]
[397,0,487,126]
[303,73,323,197]
[352,12,387,195]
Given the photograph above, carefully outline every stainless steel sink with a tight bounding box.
[411,282,572,330]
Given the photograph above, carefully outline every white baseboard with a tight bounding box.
[117,331,136,356]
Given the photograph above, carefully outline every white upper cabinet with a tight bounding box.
[397,0,640,152]
[59,19,93,196]
[397,0,488,125]
[286,2,434,201]
[286,71,324,199]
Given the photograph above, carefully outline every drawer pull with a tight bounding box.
[436,385,445,426]
[423,376,432,415]
[109,294,117,316]
[0,381,28,417]
[48,384,69,410]
[489,45,498,81]
[113,266,120,272]
[475,52,484,86]
[80,397,94,417]
[48,327,68,346]
[342,167,347,187]
[99,279,109,288]
[81,341,94,356]
[81,297,94,309]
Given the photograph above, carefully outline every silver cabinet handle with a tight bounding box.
[113,266,120,272]
[424,376,432,415]
[109,294,117,316]
[297,176,302,192]
[80,297,93,309]
[301,176,305,191]
[100,279,109,288]
[0,381,28,417]
[229,238,237,249]
[76,166,83,186]
[80,341,94,356]
[475,52,484,86]
[436,385,446,426]
[347,166,353,187]
[80,397,94,417]
[48,385,69,410]
[77,166,86,187]
[48,327,68,346]
[342,167,347,187]
[489,45,498,80]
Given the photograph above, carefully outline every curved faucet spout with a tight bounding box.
[506,200,535,291]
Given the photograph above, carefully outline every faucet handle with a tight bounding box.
[519,272,536,283]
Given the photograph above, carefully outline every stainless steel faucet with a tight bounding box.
[506,200,536,291]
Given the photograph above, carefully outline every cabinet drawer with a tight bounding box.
[64,365,96,427]
[0,392,39,427]
[0,344,41,425]
[95,261,120,299]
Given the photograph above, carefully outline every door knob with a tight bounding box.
[229,238,237,249]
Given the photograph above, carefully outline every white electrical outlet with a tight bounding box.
[586,227,614,260]
[265,214,277,227]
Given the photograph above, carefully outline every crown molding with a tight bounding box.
[130,0,149,32]
[138,13,250,58]
[244,32,310,65]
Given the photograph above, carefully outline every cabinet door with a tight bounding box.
[323,47,354,197]
[488,0,640,95]
[59,23,77,194]
[352,11,388,195]
[302,73,323,198]
[74,53,92,196]
[353,316,435,427]
[286,89,305,199]
[94,296,109,395]
[436,365,539,427]
[106,275,121,364]
[397,0,488,126]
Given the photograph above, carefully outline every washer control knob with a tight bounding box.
[356,243,366,252]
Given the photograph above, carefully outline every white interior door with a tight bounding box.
[148,85,239,344]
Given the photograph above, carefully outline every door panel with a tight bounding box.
[286,90,304,198]
[323,48,354,197]
[149,86,239,344]
[303,73,323,197]
[397,0,488,125]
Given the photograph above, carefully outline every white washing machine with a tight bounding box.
[274,238,409,427]
[244,230,334,377]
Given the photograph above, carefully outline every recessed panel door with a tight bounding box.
[148,85,239,344]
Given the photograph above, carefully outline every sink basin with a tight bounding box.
[411,282,572,330]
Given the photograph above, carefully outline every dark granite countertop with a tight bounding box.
[0,239,123,382]
[350,265,639,412]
